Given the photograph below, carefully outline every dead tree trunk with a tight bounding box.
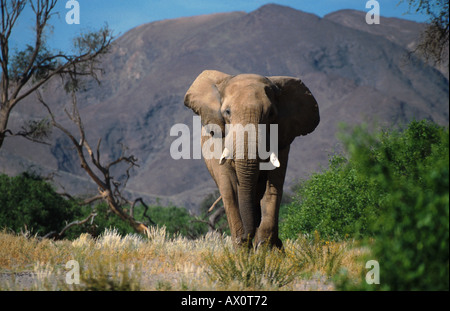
[207,206,226,233]
[40,91,152,236]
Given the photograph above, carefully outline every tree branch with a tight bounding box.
[208,195,222,213]
[131,198,156,226]
[38,91,108,190]
[39,90,152,236]
[191,206,226,233]
[0,1,113,149]
[43,212,97,240]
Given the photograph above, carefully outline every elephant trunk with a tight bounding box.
[233,121,261,244]
[236,158,259,243]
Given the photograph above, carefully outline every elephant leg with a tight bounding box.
[255,146,290,248]
[203,150,244,245]
[254,171,267,229]
[217,164,245,245]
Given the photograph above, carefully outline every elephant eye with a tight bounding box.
[223,108,231,117]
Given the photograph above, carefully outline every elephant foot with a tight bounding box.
[232,235,253,249]
[255,234,283,250]
[233,231,283,250]
[273,237,284,250]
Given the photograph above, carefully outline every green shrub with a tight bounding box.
[68,202,137,238]
[0,172,81,236]
[280,155,380,240]
[70,203,208,239]
[282,120,449,290]
[0,173,207,240]
[281,120,448,235]
[144,205,207,238]
[0,173,140,239]
[345,120,449,290]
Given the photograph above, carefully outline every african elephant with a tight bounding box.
[184,70,320,248]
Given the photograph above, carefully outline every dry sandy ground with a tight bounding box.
[0,270,334,291]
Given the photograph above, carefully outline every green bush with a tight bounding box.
[345,120,449,290]
[281,120,449,290]
[280,155,380,240]
[68,202,137,238]
[0,173,136,239]
[144,205,207,238]
[68,203,208,239]
[0,173,207,240]
[0,172,82,236]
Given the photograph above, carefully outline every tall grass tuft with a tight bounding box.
[80,261,142,291]
[286,232,347,278]
[205,244,295,290]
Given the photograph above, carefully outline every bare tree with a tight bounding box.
[0,0,113,149]
[39,90,153,236]
[42,211,97,239]
[193,193,226,233]
[402,0,449,64]
[206,205,226,233]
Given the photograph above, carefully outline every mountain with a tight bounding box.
[1,4,448,212]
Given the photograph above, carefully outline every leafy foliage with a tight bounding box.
[0,173,208,240]
[9,44,59,82]
[0,0,113,150]
[280,155,379,240]
[344,120,449,290]
[281,119,448,290]
[143,205,207,238]
[73,25,113,55]
[0,172,81,236]
[68,202,136,239]
[401,0,449,63]
[60,203,209,239]
[20,118,53,140]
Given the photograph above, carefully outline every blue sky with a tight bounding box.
[11,0,429,53]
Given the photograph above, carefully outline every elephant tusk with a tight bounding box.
[270,152,280,168]
[219,148,231,165]
[208,195,222,213]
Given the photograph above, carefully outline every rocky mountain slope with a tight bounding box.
[1,4,448,212]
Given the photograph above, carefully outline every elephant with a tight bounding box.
[184,70,320,248]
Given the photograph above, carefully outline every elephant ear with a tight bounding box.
[269,76,320,149]
[184,70,231,134]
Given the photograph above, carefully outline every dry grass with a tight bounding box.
[0,228,369,291]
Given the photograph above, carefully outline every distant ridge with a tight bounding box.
[1,4,448,212]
